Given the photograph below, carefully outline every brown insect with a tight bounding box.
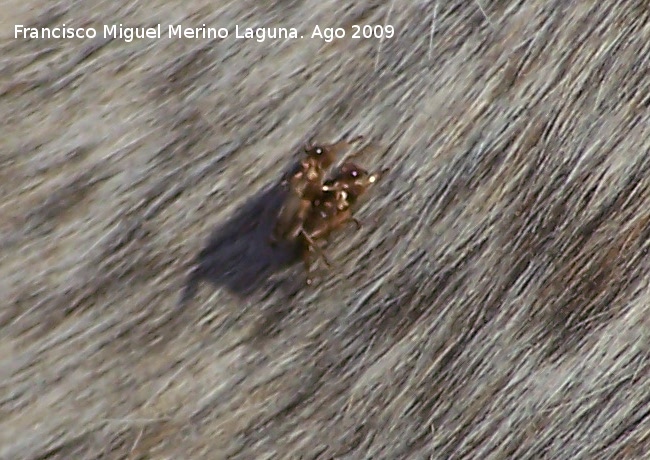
[271,135,363,243]
[297,161,388,284]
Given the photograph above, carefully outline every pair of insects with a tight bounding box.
[271,135,387,284]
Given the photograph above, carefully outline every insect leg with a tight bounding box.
[301,246,314,285]
[300,230,332,268]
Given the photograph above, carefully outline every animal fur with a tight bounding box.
[1,0,649,458]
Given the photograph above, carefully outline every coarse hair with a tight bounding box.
[1,0,649,458]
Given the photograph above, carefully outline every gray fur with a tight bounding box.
[1,0,649,458]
